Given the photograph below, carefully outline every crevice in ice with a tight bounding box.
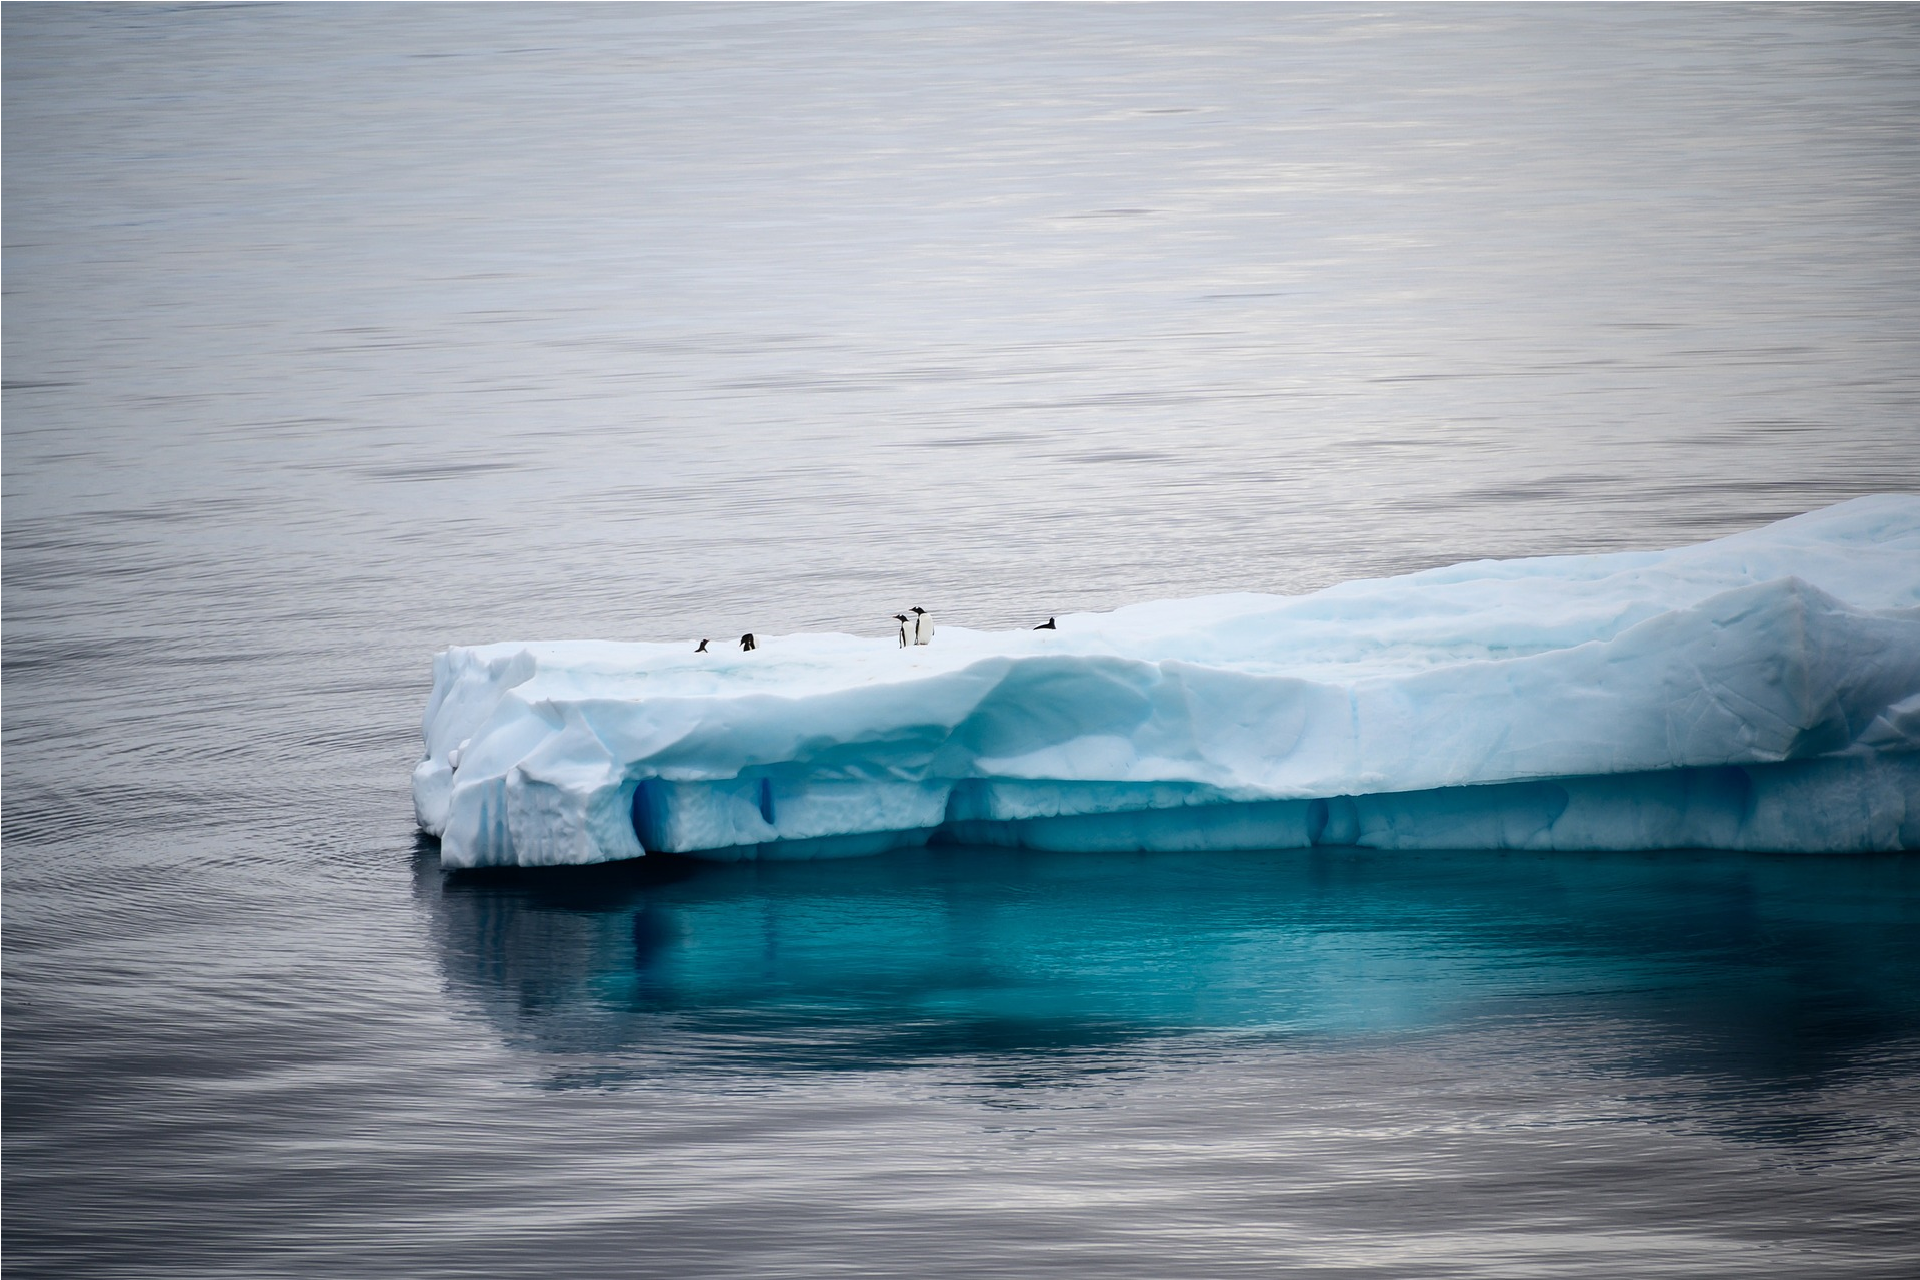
[630,780,658,856]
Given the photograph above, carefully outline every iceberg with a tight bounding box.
[414,496,1920,868]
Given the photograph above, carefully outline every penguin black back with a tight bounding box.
[695,638,710,653]
[1034,617,1056,630]
[740,633,756,652]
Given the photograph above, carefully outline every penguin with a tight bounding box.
[893,614,911,649]
[740,633,756,652]
[1033,617,1056,630]
[910,606,933,646]
[695,638,710,653]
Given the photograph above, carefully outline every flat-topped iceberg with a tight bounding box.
[414,496,1920,868]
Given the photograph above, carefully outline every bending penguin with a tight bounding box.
[695,638,710,653]
[910,605,933,646]
[894,614,911,649]
[1033,617,1056,630]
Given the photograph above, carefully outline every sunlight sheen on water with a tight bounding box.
[6,4,1920,1277]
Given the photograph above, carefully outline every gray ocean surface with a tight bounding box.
[6,4,1920,1276]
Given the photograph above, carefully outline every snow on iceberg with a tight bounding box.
[414,496,1920,868]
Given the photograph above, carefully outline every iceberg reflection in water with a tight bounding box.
[419,842,1920,1124]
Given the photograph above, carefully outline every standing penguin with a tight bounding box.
[893,614,911,648]
[910,606,933,646]
[739,633,756,652]
[1033,617,1056,630]
[695,638,710,653]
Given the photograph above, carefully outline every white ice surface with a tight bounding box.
[414,496,1920,867]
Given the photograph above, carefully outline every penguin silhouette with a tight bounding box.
[740,633,756,652]
[695,638,710,653]
[893,614,910,649]
[1034,617,1056,630]
[910,606,933,646]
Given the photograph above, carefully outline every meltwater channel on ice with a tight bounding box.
[414,497,1920,869]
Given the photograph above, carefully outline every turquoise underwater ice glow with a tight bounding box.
[414,497,1920,867]
[421,843,1920,1078]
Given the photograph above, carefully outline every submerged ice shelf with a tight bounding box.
[414,497,1920,868]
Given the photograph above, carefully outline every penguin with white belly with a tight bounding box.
[893,614,911,648]
[910,606,933,646]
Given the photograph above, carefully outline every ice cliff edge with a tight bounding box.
[414,496,1920,868]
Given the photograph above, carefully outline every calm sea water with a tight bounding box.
[6,4,1920,1276]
